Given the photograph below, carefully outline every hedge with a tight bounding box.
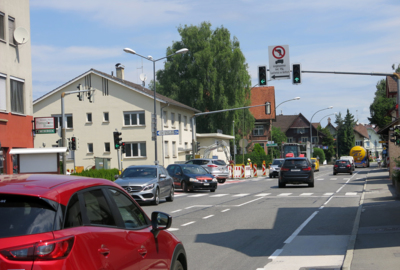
[71,168,120,181]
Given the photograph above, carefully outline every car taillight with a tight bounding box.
[334,165,338,168]
[346,164,351,168]
[302,167,312,171]
[280,167,290,171]
[0,236,75,261]
[208,165,218,168]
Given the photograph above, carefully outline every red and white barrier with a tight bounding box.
[262,162,267,176]
[253,164,258,177]
[241,164,245,178]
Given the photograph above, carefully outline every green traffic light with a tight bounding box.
[295,77,299,82]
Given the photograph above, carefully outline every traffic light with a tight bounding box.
[87,89,93,103]
[258,66,267,86]
[121,142,126,154]
[113,131,122,149]
[56,139,62,147]
[292,63,302,85]
[71,137,77,150]
[77,84,83,101]
[196,142,200,152]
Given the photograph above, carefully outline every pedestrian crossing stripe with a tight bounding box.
[188,194,208,197]
[278,193,292,196]
[173,192,357,198]
[324,193,334,196]
[345,192,357,196]
[317,178,324,180]
[330,178,337,180]
[210,194,229,197]
[255,193,271,196]
[300,193,313,196]
[233,193,249,197]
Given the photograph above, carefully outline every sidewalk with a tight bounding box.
[344,168,400,269]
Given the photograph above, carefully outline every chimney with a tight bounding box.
[115,63,125,80]
[328,117,331,124]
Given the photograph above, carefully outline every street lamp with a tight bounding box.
[310,106,333,156]
[124,47,189,165]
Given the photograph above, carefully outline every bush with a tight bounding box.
[72,168,120,181]
[234,143,273,166]
[392,158,400,183]
[313,148,325,162]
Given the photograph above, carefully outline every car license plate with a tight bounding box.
[204,183,210,186]
[291,169,300,171]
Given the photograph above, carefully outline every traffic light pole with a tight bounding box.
[117,148,121,172]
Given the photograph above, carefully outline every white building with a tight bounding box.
[365,124,383,159]
[33,66,201,172]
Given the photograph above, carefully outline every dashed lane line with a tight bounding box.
[221,209,230,212]
[203,215,214,219]
[181,221,195,226]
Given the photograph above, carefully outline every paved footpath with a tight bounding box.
[344,168,400,270]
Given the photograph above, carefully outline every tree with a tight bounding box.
[368,79,395,129]
[156,22,254,141]
[271,126,287,159]
[312,148,325,163]
[317,126,335,162]
[335,109,356,157]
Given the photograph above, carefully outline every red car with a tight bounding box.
[0,174,187,270]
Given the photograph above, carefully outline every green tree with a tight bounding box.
[271,126,287,159]
[335,110,356,157]
[156,22,254,139]
[312,148,325,163]
[368,79,395,129]
[317,126,335,162]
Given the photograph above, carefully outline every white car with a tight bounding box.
[340,156,355,171]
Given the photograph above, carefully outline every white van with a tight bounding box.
[340,156,355,171]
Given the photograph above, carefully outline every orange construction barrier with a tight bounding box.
[262,161,267,176]
[241,164,245,178]
[253,164,258,177]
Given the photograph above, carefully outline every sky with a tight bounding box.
[29,0,400,128]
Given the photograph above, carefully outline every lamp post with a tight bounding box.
[124,47,188,165]
[310,106,333,156]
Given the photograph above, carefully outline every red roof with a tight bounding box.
[249,86,276,120]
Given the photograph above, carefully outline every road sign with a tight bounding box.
[157,130,179,136]
[266,143,278,147]
[268,45,290,80]
[34,117,55,134]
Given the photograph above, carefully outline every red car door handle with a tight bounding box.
[138,247,147,257]
[98,247,110,256]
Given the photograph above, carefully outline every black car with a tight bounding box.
[167,164,218,192]
[279,157,315,188]
[333,160,353,175]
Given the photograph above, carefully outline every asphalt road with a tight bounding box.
[141,164,372,270]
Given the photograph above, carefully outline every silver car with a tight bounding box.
[185,158,229,183]
[269,158,284,178]
[115,165,174,205]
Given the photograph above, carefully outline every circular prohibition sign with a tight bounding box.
[272,46,285,59]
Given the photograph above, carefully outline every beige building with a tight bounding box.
[33,67,201,171]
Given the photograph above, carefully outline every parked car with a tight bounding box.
[269,158,284,178]
[311,158,320,172]
[185,158,229,183]
[0,174,187,270]
[340,156,355,171]
[333,159,353,175]
[167,164,218,192]
[279,157,315,188]
[115,165,174,205]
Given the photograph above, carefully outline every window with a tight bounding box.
[124,111,145,126]
[108,189,148,229]
[10,78,24,114]
[53,114,73,129]
[366,141,370,147]
[0,12,4,40]
[178,114,182,144]
[312,136,318,143]
[83,189,116,226]
[265,102,271,115]
[163,111,168,126]
[8,16,15,45]
[253,125,264,136]
[356,140,363,146]
[184,115,188,130]
[88,143,93,153]
[172,141,176,157]
[287,137,293,143]
[165,141,169,158]
[171,113,175,127]
[103,112,109,122]
[296,128,306,134]
[0,75,5,111]
[185,142,188,150]
[64,194,82,228]
[86,113,92,123]
[301,137,308,143]
[125,142,146,157]
[105,142,110,152]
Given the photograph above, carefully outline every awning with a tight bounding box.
[9,148,68,155]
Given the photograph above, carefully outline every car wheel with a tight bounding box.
[279,181,285,188]
[152,188,160,205]
[166,186,174,202]
[218,179,226,184]
[269,174,272,178]
[182,181,189,192]
[210,189,216,192]
[173,260,184,270]
[350,172,353,175]
[333,172,337,175]
[308,182,314,187]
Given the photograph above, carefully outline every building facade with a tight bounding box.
[33,67,200,172]
[0,0,33,174]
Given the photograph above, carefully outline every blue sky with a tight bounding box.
[30,0,400,128]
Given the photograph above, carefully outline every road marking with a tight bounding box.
[203,215,214,219]
[300,193,313,196]
[236,197,264,207]
[268,249,283,260]
[346,192,357,196]
[330,178,337,180]
[233,193,249,197]
[284,211,318,244]
[278,193,292,196]
[167,228,179,231]
[221,209,230,212]
[188,194,208,197]
[344,178,350,180]
[185,205,212,209]
[171,209,182,213]
[255,193,271,196]
[174,193,187,197]
[181,221,195,226]
[324,192,334,196]
[317,178,324,180]
[210,194,229,197]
